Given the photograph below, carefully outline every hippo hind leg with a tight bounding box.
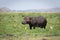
[41,24,46,29]
[38,24,46,29]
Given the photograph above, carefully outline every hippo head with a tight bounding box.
[22,16,32,24]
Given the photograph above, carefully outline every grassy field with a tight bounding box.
[0,12,60,40]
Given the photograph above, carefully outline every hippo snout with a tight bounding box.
[22,22,24,24]
[22,21,26,24]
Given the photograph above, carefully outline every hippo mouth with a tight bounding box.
[22,22,27,25]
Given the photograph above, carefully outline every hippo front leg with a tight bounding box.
[29,25,32,30]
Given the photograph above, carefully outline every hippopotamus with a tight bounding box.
[22,16,47,29]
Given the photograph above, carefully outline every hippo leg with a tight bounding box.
[41,24,46,29]
[43,23,47,29]
[29,25,32,30]
[38,24,46,29]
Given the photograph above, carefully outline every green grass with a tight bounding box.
[0,12,60,40]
